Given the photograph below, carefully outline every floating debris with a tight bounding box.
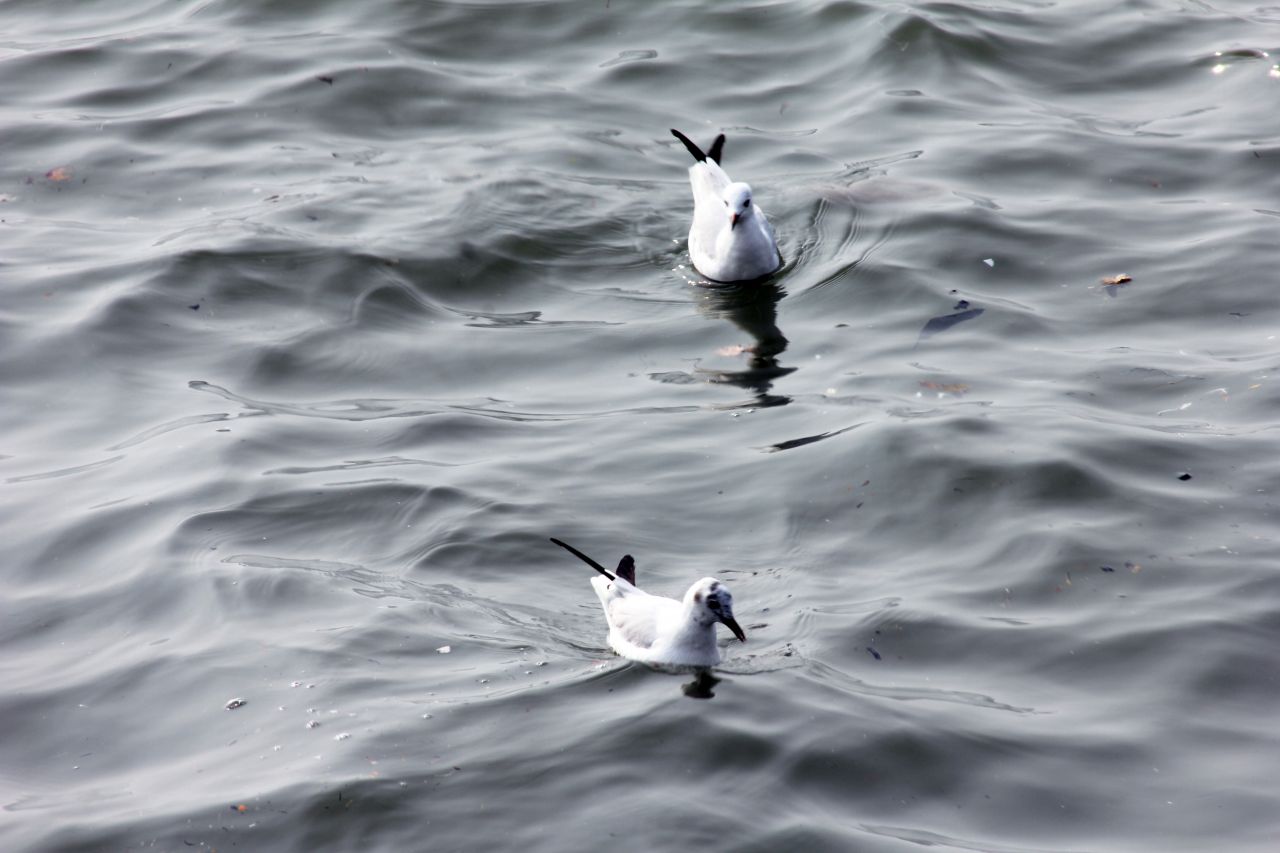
[1101,274,1132,286]
[918,307,984,341]
[225,698,247,711]
[1178,472,1192,481]
[599,49,658,68]
[436,645,451,654]
[1208,48,1273,75]
[919,380,970,396]
[46,166,72,182]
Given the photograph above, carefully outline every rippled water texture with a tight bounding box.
[3,1,1280,850]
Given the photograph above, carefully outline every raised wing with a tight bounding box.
[615,554,636,586]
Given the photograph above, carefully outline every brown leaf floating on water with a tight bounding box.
[919,380,970,395]
[1101,274,1132,286]
[46,166,72,182]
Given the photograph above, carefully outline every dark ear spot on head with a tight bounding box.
[694,591,702,604]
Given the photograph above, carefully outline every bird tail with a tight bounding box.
[671,129,726,165]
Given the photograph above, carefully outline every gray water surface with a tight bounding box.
[3,1,1280,851]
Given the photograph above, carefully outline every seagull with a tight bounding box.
[671,128,782,283]
[550,537,746,669]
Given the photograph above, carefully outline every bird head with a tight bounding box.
[687,577,747,642]
[722,183,754,230]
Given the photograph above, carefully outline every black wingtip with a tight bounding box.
[671,128,706,163]
[615,555,636,586]
[549,537,615,581]
[707,134,725,165]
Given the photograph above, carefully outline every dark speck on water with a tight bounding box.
[918,307,985,341]
[3,2,1278,852]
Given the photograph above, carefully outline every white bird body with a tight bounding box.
[591,575,730,668]
[673,129,782,283]
[551,538,746,670]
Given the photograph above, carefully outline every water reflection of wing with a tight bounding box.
[692,282,795,408]
[696,282,788,357]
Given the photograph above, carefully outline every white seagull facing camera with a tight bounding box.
[551,537,746,669]
[671,128,782,283]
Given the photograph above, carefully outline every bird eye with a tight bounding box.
[744,198,751,207]
[707,597,721,611]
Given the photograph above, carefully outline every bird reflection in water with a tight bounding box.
[691,281,796,409]
[681,669,721,699]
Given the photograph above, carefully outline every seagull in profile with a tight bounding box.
[671,128,782,283]
[550,537,746,669]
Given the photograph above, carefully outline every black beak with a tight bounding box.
[722,615,747,643]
